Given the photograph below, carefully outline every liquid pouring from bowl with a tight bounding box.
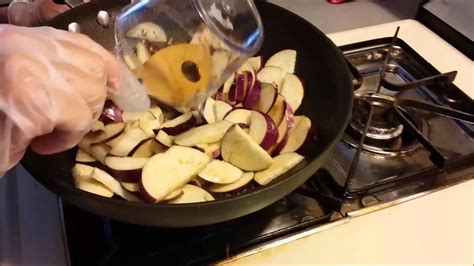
[114,0,264,112]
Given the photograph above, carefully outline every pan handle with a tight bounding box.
[344,58,362,90]
[53,0,95,8]
[54,0,134,8]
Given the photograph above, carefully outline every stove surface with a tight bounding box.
[61,36,473,266]
[326,37,474,195]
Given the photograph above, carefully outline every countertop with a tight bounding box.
[424,0,474,41]
[224,179,473,264]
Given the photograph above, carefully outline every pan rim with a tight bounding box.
[29,2,353,212]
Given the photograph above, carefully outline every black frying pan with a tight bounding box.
[21,0,353,227]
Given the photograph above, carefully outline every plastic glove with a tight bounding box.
[7,0,70,26]
[0,25,149,176]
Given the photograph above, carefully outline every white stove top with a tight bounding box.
[328,19,474,99]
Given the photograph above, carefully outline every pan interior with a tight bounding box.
[21,1,353,226]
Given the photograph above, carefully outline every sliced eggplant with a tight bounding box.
[203,97,217,124]
[280,116,312,154]
[91,121,105,132]
[91,168,141,202]
[214,100,233,121]
[167,184,214,204]
[89,123,125,145]
[248,56,263,72]
[248,111,279,151]
[75,149,96,163]
[164,189,184,201]
[224,108,252,125]
[109,128,149,157]
[121,182,140,193]
[90,144,111,164]
[174,120,233,146]
[208,172,254,193]
[257,66,285,89]
[122,111,154,122]
[126,22,167,43]
[254,152,304,186]
[155,130,174,147]
[75,177,114,198]
[72,163,95,179]
[136,41,151,64]
[141,146,210,203]
[221,125,272,171]
[161,112,196,135]
[105,156,148,183]
[198,160,243,184]
[265,49,297,74]
[280,73,304,112]
[131,139,167,158]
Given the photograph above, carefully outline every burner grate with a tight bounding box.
[327,28,474,198]
[344,93,426,156]
[394,99,474,169]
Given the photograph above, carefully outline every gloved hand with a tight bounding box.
[0,25,149,176]
[8,0,70,26]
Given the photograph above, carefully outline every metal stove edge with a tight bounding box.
[214,178,472,265]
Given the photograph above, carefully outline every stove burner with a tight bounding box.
[343,93,426,156]
[350,93,404,140]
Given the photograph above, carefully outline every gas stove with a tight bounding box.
[327,31,473,198]
[61,26,474,266]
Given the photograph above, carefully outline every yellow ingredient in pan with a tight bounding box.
[133,43,211,108]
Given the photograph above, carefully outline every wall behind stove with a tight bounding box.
[269,0,423,33]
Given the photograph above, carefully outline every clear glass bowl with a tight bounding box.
[115,0,264,111]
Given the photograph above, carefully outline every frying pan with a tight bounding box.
[21,0,353,227]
